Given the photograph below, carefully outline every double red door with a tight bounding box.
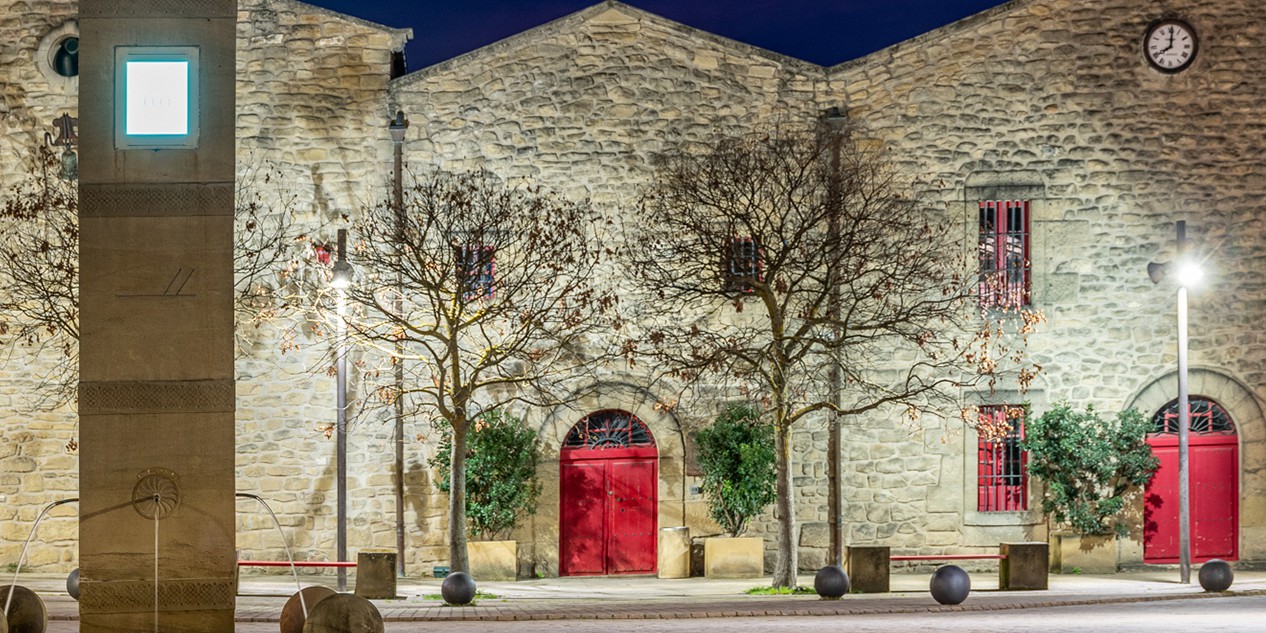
[559,447,657,575]
[1144,435,1238,563]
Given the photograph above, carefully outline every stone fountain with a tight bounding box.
[78,0,238,630]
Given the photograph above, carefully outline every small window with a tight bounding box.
[724,236,762,294]
[978,200,1030,309]
[456,244,495,300]
[977,405,1027,512]
[53,37,79,78]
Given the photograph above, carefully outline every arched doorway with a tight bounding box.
[1144,397,1239,563]
[558,410,658,576]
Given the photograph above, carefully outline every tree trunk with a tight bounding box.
[771,422,797,587]
[448,423,470,573]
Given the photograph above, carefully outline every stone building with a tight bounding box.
[1,0,1263,576]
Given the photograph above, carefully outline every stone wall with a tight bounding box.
[2,0,1265,575]
[824,0,1266,562]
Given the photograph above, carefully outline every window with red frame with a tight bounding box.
[978,200,1030,309]
[978,405,1027,512]
[456,244,495,300]
[724,236,762,294]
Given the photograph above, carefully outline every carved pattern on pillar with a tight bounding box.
[80,183,234,218]
[79,380,235,414]
[79,0,234,18]
[80,579,236,613]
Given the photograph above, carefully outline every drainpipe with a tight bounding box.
[389,110,409,576]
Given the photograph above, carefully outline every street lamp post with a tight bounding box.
[1147,219,1201,584]
[388,110,409,577]
[822,106,846,566]
[331,228,354,591]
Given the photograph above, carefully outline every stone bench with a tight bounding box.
[845,542,1048,593]
[235,551,397,598]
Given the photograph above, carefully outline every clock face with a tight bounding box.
[1145,20,1198,72]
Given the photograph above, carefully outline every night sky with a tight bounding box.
[303,0,1011,72]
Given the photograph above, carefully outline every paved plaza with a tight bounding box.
[17,568,1266,630]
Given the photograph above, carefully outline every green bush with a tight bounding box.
[695,403,777,537]
[430,409,542,540]
[1023,403,1159,536]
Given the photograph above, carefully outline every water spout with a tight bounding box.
[5,497,77,616]
[236,492,308,617]
[153,493,161,633]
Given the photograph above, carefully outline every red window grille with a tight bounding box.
[978,405,1027,512]
[456,244,495,300]
[978,200,1030,309]
[1151,397,1235,436]
[724,236,762,294]
[563,410,656,450]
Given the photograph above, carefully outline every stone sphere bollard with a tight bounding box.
[281,586,337,633]
[441,571,477,605]
[300,593,383,633]
[3,584,47,633]
[1198,559,1234,592]
[66,568,79,600]
[814,564,850,599]
[929,564,971,605]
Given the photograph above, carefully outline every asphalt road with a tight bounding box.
[43,593,1266,632]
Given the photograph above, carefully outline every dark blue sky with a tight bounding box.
[304,0,1011,72]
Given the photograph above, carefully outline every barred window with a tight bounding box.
[978,405,1027,512]
[456,244,495,300]
[978,200,1030,309]
[724,236,762,294]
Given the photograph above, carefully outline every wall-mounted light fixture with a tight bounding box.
[44,112,78,181]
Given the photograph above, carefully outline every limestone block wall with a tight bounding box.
[0,0,83,571]
[826,0,1266,562]
[0,0,411,571]
[389,2,831,573]
[3,0,1266,576]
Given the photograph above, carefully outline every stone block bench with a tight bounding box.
[845,542,1048,593]
[236,551,397,598]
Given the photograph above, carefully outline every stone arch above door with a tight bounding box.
[1126,367,1264,445]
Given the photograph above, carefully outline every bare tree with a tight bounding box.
[0,153,307,417]
[632,120,1042,588]
[340,169,615,573]
[0,148,78,411]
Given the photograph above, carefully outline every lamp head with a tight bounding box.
[388,110,408,143]
[330,261,354,289]
[330,228,354,288]
[1176,259,1203,287]
[1147,261,1167,285]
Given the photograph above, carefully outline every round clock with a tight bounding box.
[1145,19,1198,73]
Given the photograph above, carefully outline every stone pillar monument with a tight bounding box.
[78,0,237,630]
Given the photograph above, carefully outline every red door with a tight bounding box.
[558,410,658,576]
[1144,398,1239,563]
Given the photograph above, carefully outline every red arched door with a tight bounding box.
[559,410,657,576]
[1144,397,1239,563]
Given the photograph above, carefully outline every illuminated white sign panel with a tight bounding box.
[115,47,200,149]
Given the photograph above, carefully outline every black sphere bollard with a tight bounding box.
[929,564,971,605]
[441,571,477,605]
[1198,559,1234,592]
[814,564,850,599]
[66,568,79,600]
